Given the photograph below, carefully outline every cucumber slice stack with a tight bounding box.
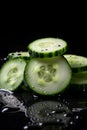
[0,37,72,95]
[25,37,72,95]
[64,54,87,88]
[0,37,87,94]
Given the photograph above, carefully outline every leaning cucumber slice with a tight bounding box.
[64,54,87,73]
[7,51,30,61]
[28,37,67,58]
[71,71,87,85]
[24,56,72,95]
[27,100,71,124]
[0,58,26,91]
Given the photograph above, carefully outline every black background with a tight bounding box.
[0,2,87,58]
[0,2,87,130]
[0,26,87,58]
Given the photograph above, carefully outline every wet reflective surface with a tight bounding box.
[0,88,87,130]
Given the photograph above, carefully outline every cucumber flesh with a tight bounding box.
[64,54,87,73]
[28,38,67,58]
[0,58,26,91]
[24,56,72,95]
[27,101,71,124]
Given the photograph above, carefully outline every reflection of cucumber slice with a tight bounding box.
[41,125,59,130]
[24,56,72,95]
[8,52,30,61]
[64,54,87,73]
[27,101,71,124]
[28,38,67,58]
[71,71,87,85]
[0,58,26,91]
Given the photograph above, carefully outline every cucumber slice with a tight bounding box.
[28,38,67,58]
[0,58,26,91]
[71,71,87,85]
[27,100,71,124]
[64,54,87,73]
[8,51,30,61]
[24,56,72,95]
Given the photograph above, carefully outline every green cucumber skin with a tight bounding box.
[28,37,68,58]
[24,56,72,95]
[71,71,87,85]
[64,54,87,73]
[29,46,67,58]
[71,66,87,73]
[0,58,26,91]
[8,52,30,61]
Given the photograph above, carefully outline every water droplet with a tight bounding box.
[57,94,61,99]
[58,44,61,47]
[57,119,61,123]
[38,122,43,126]
[23,125,28,130]
[3,57,7,61]
[83,86,86,92]
[69,121,74,125]
[59,103,62,107]
[33,94,39,100]
[75,115,79,120]
[1,107,9,113]
[64,113,67,117]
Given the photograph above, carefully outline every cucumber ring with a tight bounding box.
[7,51,30,61]
[0,58,26,91]
[24,56,72,95]
[28,38,67,58]
[64,54,87,73]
